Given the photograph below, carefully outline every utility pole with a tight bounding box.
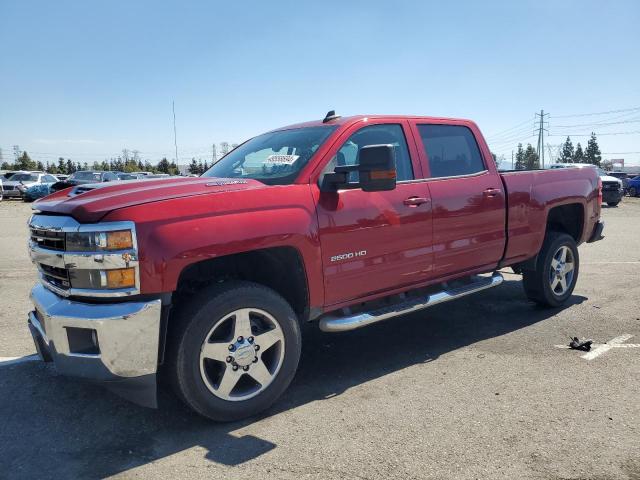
[511,150,514,169]
[172,101,179,165]
[0,147,3,165]
[535,110,549,168]
[13,145,21,162]
[212,144,217,164]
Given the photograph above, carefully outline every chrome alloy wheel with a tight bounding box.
[199,308,285,402]
[549,245,575,296]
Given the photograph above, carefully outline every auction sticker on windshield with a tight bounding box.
[264,154,299,165]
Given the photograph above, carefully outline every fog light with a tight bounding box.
[106,268,136,288]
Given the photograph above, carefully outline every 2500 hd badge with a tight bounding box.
[330,250,367,262]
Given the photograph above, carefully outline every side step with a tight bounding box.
[319,272,504,333]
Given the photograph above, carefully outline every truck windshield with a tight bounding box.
[203,126,337,185]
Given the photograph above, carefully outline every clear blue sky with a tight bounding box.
[1,0,639,166]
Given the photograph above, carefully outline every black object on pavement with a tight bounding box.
[569,337,593,351]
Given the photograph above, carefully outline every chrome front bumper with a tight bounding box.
[28,283,162,406]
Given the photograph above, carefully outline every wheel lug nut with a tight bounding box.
[254,345,260,351]
[243,365,250,371]
[253,356,258,363]
[248,337,254,344]
[226,356,232,363]
[232,365,238,371]
[237,336,243,342]
[228,344,235,351]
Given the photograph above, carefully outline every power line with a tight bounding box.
[548,130,640,137]
[551,106,640,119]
[485,117,535,139]
[552,118,640,129]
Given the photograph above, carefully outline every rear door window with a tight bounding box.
[417,124,486,178]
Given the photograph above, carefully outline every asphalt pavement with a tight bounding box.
[0,198,638,480]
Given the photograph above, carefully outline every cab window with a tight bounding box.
[327,124,414,182]
[418,124,485,178]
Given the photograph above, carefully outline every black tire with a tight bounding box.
[630,187,638,197]
[607,201,619,207]
[167,281,301,421]
[522,231,579,307]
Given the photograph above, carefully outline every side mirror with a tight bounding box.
[357,144,397,192]
[320,144,398,192]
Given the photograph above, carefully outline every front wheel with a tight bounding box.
[607,201,619,207]
[522,231,579,307]
[630,187,638,197]
[168,281,302,421]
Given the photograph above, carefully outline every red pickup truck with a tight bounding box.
[27,112,604,420]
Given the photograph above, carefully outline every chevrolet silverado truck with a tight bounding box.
[27,112,604,421]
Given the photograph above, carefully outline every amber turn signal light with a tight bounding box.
[106,230,133,250]
[106,268,136,288]
[369,170,397,180]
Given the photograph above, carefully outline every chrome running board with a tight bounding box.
[319,272,504,333]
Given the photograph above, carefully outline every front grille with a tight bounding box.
[39,264,71,290]
[30,228,65,251]
[602,181,620,191]
[3,185,14,191]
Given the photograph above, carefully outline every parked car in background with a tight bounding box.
[22,183,54,202]
[144,173,171,179]
[50,170,119,193]
[607,171,629,192]
[549,163,623,206]
[0,177,3,201]
[117,172,146,181]
[2,172,58,200]
[627,176,640,197]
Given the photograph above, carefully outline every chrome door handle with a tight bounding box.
[483,188,501,197]
[403,196,429,207]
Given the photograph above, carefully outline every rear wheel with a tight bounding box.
[168,281,301,421]
[607,201,619,207]
[522,231,579,307]
[630,187,638,197]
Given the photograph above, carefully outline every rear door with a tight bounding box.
[314,120,434,306]
[411,121,506,278]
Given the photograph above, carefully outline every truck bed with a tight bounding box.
[499,167,600,267]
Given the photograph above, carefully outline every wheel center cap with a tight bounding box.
[233,343,254,367]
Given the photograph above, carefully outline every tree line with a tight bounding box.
[555,133,601,166]
[512,132,601,170]
[1,151,180,175]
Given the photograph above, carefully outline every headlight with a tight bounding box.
[66,230,133,251]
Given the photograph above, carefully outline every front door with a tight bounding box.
[314,121,434,306]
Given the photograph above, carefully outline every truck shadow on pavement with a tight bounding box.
[0,278,586,479]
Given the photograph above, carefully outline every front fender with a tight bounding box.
[102,184,324,307]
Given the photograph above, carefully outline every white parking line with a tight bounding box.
[0,355,39,367]
[581,334,634,360]
[554,334,638,360]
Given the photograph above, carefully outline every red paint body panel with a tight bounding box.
[34,115,600,314]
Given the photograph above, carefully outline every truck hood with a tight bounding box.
[34,177,266,222]
[600,174,622,184]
